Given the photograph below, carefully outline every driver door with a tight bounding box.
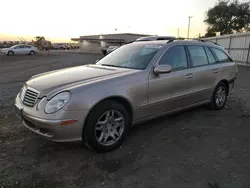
[13,45,23,54]
[147,45,196,115]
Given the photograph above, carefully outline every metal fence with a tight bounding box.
[204,32,250,66]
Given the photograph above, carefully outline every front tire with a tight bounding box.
[8,51,14,56]
[209,82,228,110]
[83,100,131,153]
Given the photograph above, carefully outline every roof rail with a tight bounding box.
[166,37,193,43]
[166,38,220,46]
[197,39,220,46]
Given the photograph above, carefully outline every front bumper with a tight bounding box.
[15,94,89,142]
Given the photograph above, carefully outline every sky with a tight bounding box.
[0,0,224,42]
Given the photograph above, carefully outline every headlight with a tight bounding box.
[37,97,47,111]
[45,92,71,114]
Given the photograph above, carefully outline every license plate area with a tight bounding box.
[15,105,23,121]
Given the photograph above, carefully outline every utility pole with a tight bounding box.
[177,28,180,38]
[187,16,193,39]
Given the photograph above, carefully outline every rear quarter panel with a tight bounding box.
[212,62,238,90]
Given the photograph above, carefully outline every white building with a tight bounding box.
[71,33,151,53]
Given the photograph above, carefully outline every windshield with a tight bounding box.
[96,43,162,70]
[10,45,19,48]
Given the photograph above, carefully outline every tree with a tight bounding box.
[204,0,250,35]
[205,27,216,37]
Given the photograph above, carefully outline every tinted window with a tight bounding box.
[188,45,208,67]
[211,48,231,62]
[204,47,216,64]
[14,45,22,49]
[159,45,187,70]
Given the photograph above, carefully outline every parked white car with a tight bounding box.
[1,44,38,56]
[52,43,69,50]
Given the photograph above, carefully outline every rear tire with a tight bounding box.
[30,51,35,55]
[209,82,228,110]
[8,51,14,56]
[83,100,131,153]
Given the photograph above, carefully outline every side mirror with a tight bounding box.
[153,65,172,75]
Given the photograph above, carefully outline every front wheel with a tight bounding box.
[8,51,14,56]
[83,100,131,152]
[209,82,228,110]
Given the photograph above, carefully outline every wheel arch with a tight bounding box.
[84,95,134,127]
[86,95,134,122]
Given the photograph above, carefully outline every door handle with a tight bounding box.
[185,73,193,79]
[213,68,219,73]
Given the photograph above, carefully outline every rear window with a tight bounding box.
[211,47,232,62]
[204,47,216,64]
[187,45,209,67]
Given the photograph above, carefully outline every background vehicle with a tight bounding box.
[106,46,119,54]
[52,43,70,50]
[15,39,238,152]
[1,44,38,55]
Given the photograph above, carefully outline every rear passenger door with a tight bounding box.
[186,45,217,102]
[23,45,31,54]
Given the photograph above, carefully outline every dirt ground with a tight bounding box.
[0,53,250,188]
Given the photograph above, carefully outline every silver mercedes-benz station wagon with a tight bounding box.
[15,39,238,152]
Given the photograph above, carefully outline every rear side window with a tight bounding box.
[187,45,208,67]
[159,45,188,70]
[211,48,232,62]
[204,47,216,64]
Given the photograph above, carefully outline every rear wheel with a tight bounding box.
[209,82,228,110]
[30,50,35,55]
[83,100,131,152]
[8,51,14,56]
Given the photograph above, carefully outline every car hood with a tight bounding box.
[26,64,137,97]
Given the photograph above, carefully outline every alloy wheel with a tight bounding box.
[94,110,125,146]
[215,86,226,107]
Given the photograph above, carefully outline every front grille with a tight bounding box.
[20,86,39,107]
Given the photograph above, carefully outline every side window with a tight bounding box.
[211,47,232,62]
[204,47,216,64]
[159,45,187,70]
[187,45,208,67]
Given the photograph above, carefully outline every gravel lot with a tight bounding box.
[0,53,250,188]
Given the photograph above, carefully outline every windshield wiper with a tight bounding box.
[101,64,124,68]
